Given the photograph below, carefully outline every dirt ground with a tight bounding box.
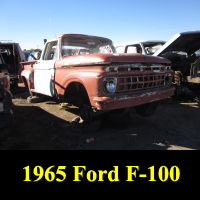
[0,86,200,150]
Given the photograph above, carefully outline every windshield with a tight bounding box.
[61,36,116,57]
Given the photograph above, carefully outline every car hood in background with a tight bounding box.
[154,31,200,56]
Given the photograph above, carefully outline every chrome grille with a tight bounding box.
[117,74,165,92]
[106,63,167,73]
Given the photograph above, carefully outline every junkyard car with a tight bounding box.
[0,41,25,87]
[20,34,174,121]
[24,49,42,61]
[116,31,200,88]
[116,40,166,55]
[0,72,13,128]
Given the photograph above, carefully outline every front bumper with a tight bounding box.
[93,87,175,111]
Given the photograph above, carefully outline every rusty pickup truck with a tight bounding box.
[20,34,174,122]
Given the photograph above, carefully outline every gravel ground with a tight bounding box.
[0,87,200,150]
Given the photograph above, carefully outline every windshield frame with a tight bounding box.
[61,35,116,57]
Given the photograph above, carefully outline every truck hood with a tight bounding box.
[154,31,200,56]
[62,53,170,67]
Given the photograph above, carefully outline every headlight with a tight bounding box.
[105,78,117,94]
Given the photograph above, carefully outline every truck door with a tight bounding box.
[33,41,58,97]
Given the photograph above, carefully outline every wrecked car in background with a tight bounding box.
[116,31,200,90]
[24,49,42,61]
[0,41,25,88]
[0,71,13,129]
[154,31,200,88]
[20,34,174,123]
[115,40,166,55]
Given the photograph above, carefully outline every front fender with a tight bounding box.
[56,69,101,94]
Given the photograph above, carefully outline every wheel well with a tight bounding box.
[64,82,91,107]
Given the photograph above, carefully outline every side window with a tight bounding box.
[126,45,142,54]
[43,41,58,60]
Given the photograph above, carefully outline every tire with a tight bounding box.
[172,71,183,98]
[65,83,101,132]
[173,71,183,87]
[134,102,158,117]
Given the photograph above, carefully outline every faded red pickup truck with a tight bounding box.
[20,34,174,121]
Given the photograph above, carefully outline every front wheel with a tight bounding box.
[65,83,101,132]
